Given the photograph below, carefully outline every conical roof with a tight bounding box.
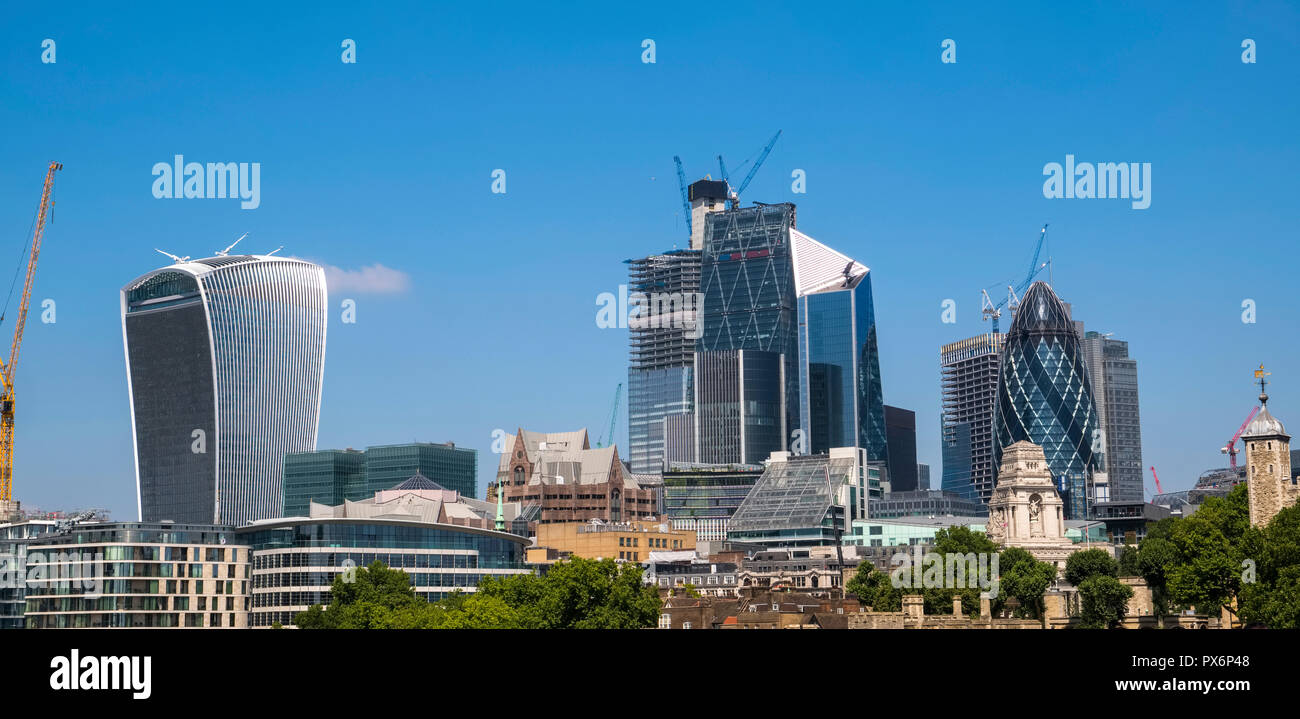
[389,470,445,492]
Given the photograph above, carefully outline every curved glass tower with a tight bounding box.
[993,281,1102,519]
[121,254,327,526]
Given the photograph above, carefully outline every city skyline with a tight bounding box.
[1,2,1297,519]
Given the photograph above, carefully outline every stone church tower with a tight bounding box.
[1244,368,1295,528]
[986,440,1077,572]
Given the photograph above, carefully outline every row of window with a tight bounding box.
[28,612,241,628]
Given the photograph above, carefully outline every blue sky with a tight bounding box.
[2,1,1297,518]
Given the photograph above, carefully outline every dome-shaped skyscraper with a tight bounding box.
[993,281,1102,519]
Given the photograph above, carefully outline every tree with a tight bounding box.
[295,561,430,629]
[846,563,904,611]
[477,557,661,629]
[1165,484,1253,613]
[996,547,1057,619]
[1117,545,1140,577]
[920,526,1001,615]
[1078,575,1133,629]
[1239,504,1300,628]
[1064,548,1118,587]
[1136,536,1181,619]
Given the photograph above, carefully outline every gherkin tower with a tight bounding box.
[993,281,1103,519]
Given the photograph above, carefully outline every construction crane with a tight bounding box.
[597,382,623,449]
[981,224,1051,334]
[673,156,692,241]
[1221,406,1261,468]
[717,130,782,209]
[0,161,61,505]
[1149,466,1164,495]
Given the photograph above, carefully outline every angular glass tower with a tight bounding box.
[121,254,327,526]
[791,229,889,465]
[993,281,1103,519]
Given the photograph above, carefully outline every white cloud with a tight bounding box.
[320,263,411,295]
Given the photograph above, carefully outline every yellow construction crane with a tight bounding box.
[0,161,61,505]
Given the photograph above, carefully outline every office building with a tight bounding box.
[528,519,695,564]
[0,519,56,629]
[240,473,531,627]
[870,489,987,520]
[121,253,327,526]
[696,203,799,464]
[727,447,880,549]
[493,428,658,524]
[883,406,917,491]
[1080,329,1144,504]
[917,463,931,490]
[661,462,765,541]
[993,282,1104,519]
[24,522,249,629]
[940,333,1004,505]
[626,249,701,474]
[792,229,889,466]
[282,442,477,517]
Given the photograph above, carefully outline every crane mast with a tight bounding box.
[0,161,61,507]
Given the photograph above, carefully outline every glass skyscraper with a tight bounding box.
[1080,329,1144,504]
[940,333,1004,504]
[993,282,1103,519]
[791,228,889,465]
[626,250,701,474]
[696,204,799,465]
[122,254,328,526]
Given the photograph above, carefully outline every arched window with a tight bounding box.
[513,466,524,485]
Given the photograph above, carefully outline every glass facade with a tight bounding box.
[123,255,328,525]
[662,463,764,541]
[628,367,693,474]
[283,443,477,516]
[0,521,56,629]
[626,250,701,474]
[994,282,1103,519]
[23,522,248,629]
[791,231,888,466]
[238,519,529,627]
[697,205,799,463]
[727,450,873,548]
[940,334,1004,505]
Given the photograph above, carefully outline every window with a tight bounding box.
[682,622,692,629]
[659,614,671,629]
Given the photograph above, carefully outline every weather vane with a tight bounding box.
[1255,363,1271,402]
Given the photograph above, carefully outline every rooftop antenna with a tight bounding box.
[215,233,248,257]
[154,249,190,264]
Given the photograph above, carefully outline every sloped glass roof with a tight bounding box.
[727,454,855,532]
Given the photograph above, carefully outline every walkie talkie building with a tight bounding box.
[993,281,1102,519]
[121,254,328,526]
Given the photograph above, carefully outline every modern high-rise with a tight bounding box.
[696,203,800,464]
[940,333,1003,504]
[883,406,916,491]
[661,462,765,541]
[282,442,477,517]
[626,249,701,474]
[1079,329,1144,504]
[121,253,328,526]
[993,282,1104,519]
[792,229,889,467]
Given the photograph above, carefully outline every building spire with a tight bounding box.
[1255,363,1271,405]
[494,479,506,531]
